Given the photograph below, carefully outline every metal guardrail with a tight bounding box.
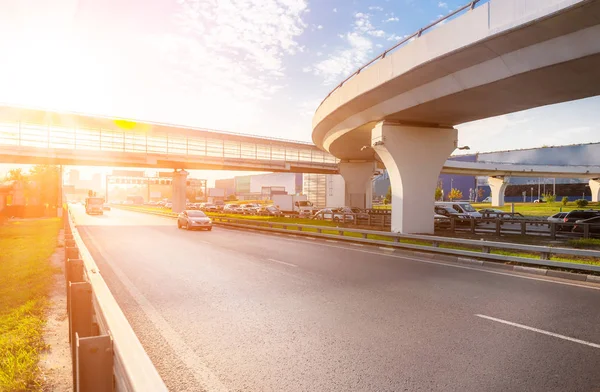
[209,217,600,273]
[317,0,482,110]
[64,207,168,391]
[113,206,600,274]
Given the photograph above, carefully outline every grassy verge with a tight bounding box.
[0,219,61,391]
[117,205,600,269]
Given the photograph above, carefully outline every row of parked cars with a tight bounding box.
[547,210,600,233]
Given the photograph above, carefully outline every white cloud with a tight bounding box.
[333,8,337,12]
[387,34,409,41]
[368,6,384,11]
[438,1,448,8]
[308,11,388,85]
[384,17,399,22]
[156,0,309,102]
[317,25,323,29]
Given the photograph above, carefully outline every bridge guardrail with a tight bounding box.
[113,205,600,275]
[64,207,168,391]
[317,0,482,110]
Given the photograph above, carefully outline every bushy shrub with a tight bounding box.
[575,199,589,208]
[561,196,569,206]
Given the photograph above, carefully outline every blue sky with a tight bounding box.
[0,0,598,181]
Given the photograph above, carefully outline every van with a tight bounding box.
[435,202,482,219]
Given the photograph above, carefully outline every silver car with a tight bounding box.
[178,210,213,231]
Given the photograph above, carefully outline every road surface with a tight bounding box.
[72,206,600,392]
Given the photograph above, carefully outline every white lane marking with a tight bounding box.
[288,234,298,237]
[81,230,229,392]
[304,237,316,240]
[475,314,600,349]
[379,247,395,251]
[325,239,338,243]
[351,243,364,247]
[267,258,298,268]
[213,226,600,291]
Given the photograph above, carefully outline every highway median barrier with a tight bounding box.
[115,205,600,280]
[64,207,168,391]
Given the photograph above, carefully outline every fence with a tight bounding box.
[64,207,168,391]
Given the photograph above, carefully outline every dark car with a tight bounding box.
[434,206,472,225]
[572,216,600,234]
[177,210,212,231]
[562,209,600,230]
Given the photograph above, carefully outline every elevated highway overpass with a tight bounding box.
[312,0,600,233]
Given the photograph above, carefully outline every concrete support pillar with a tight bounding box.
[372,121,457,234]
[171,170,188,213]
[339,161,376,209]
[488,176,509,207]
[590,179,600,202]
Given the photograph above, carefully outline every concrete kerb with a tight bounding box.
[115,206,600,285]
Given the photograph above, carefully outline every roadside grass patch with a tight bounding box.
[0,219,61,392]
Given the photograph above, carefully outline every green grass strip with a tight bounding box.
[0,219,61,392]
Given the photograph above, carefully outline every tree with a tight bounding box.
[575,199,589,208]
[477,188,485,202]
[543,193,556,204]
[562,196,569,206]
[448,188,463,201]
[27,165,60,207]
[434,187,443,201]
[5,168,25,181]
[226,194,238,201]
[384,186,392,204]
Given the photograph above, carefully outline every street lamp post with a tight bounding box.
[531,187,534,203]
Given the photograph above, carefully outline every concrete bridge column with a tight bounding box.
[372,121,457,234]
[171,170,188,213]
[488,176,509,207]
[339,161,376,209]
[590,179,600,202]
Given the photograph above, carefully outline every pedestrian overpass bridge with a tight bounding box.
[312,0,600,233]
[1,105,599,212]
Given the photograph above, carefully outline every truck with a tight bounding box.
[271,194,317,216]
[85,197,105,215]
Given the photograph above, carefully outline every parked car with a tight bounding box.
[313,208,355,222]
[102,204,111,211]
[434,206,473,225]
[435,202,482,219]
[257,205,282,216]
[572,216,600,234]
[434,213,451,228]
[177,210,212,231]
[338,207,370,220]
[164,202,173,209]
[562,209,600,229]
[547,212,568,231]
[478,208,505,218]
[223,204,243,214]
[239,203,261,215]
[202,204,218,212]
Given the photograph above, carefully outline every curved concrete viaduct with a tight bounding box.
[312,0,600,233]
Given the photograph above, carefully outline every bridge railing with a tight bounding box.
[0,121,339,166]
[317,0,483,110]
[64,207,168,391]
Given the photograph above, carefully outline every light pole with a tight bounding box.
[531,187,534,203]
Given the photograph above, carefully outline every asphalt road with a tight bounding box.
[72,206,600,392]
